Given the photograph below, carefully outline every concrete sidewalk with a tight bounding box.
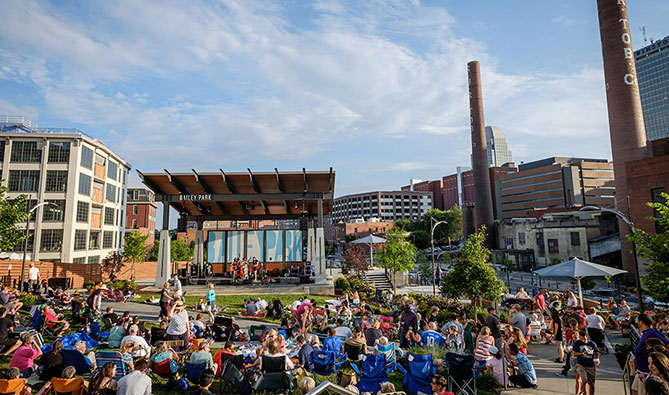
[503,334,625,395]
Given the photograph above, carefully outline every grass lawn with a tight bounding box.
[132,293,331,323]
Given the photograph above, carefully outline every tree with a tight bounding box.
[342,245,369,277]
[124,231,150,280]
[627,192,669,303]
[440,226,504,307]
[0,183,31,253]
[149,239,160,261]
[376,228,418,291]
[171,238,194,261]
[102,251,125,281]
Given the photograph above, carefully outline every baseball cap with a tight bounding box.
[487,306,496,312]
[488,346,499,354]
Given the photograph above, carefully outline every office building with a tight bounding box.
[125,188,157,249]
[635,36,669,141]
[496,157,615,220]
[0,117,130,263]
[485,126,513,167]
[332,191,432,223]
[403,180,444,210]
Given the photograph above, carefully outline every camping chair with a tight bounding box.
[248,325,268,341]
[309,350,347,384]
[0,378,27,395]
[323,336,344,354]
[344,342,365,362]
[379,316,398,338]
[351,353,392,394]
[95,350,129,380]
[277,329,288,339]
[443,352,486,395]
[185,362,207,386]
[89,322,109,342]
[148,359,172,384]
[49,377,85,395]
[60,349,93,378]
[250,355,297,393]
[219,358,252,395]
[213,351,244,377]
[396,353,439,395]
[374,342,403,370]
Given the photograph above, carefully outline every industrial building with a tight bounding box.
[125,187,157,250]
[0,117,130,263]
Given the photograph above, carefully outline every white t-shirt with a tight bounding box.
[120,335,151,358]
[117,371,152,395]
[334,326,353,340]
[172,279,182,297]
[487,356,506,386]
[28,267,39,281]
[567,297,579,308]
[256,299,268,310]
[585,314,605,330]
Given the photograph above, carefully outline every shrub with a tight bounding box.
[335,277,351,293]
[500,307,510,323]
[19,293,37,307]
[406,345,449,361]
[477,372,503,394]
[105,279,137,291]
[83,281,95,291]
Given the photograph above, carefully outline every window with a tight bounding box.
[87,255,100,264]
[103,231,114,249]
[10,141,42,162]
[536,232,545,256]
[518,232,526,245]
[47,142,70,163]
[80,146,93,169]
[74,230,87,250]
[45,170,68,192]
[95,153,106,166]
[72,257,85,264]
[132,219,137,229]
[548,238,559,253]
[107,161,117,180]
[0,141,5,161]
[106,184,116,202]
[78,173,91,195]
[40,229,63,252]
[104,207,115,225]
[133,205,138,215]
[8,170,40,192]
[76,201,89,223]
[570,232,581,246]
[89,231,100,249]
[10,230,34,252]
[504,237,514,249]
[42,200,65,222]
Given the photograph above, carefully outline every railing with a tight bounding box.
[0,116,33,128]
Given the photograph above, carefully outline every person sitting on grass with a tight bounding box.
[188,368,215,395]
[74,340,96,371]
[9,335,42,378]
[508,343,538,389]
[42,305,69,338]
[120,340,136,372]
[244,299,258,316]
[190,340,218,373]
[37,340,65,381]
[88,362,118,395]
[0,307,22,356]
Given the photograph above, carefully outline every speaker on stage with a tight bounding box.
[177,217,187,232]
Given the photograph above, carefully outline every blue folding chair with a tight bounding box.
[309,350,347,384]
[396,353,438,395]
[61,349,93,377]
[323,336,343,354]
[95,350,129,380]
[443,352,486,395]
[185,362,207,386]
[351,353,392,394]
[277,329,288,339]
[90,322,109,341]
[421,330,445,347]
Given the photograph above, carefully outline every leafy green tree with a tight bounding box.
[102,251,125,281]
[627,192,669,303]
[0,183,31,253]
[394,218,415,232]
[440,226,504,307]
[411,229,430,250]
[171,238,194,261]
[149,239,160,261]
[124,231,150,280]
[376,228,418,291]
[419,207,463,244]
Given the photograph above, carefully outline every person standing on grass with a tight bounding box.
[573,330,600,395]
[28,263,40,292]
[172,273,183,299]
[205,283,215,323]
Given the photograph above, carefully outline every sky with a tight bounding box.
[1,1,668,212]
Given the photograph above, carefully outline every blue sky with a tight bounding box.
[1,0,668,204]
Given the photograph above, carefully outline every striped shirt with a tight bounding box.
[474,337,494,361]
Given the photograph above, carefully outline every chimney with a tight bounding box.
[467,61,495,247]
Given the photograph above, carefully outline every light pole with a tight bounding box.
[430,217,447,296]
[19,199,59,293]
[580,204,644,312]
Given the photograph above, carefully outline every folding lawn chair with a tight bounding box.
[0,378,27,395]
[220,358,251,395]
[351,353,392,394]
[443,352,486,395]
[185,362,207,386]
[250,355,296,393]
[309,350,347,384]
[396,353,439,395]
[49,377,85,395]
[248,325,268,342]
[95,350,129,380]
[345,342,364,362]
[61,349,93,378]
[149,359,172,384]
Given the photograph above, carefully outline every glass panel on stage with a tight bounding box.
[226,230,244,261]
[265,230,283,262]
[207,231,225,263]
[246,230,264,262]
[285,230,302,261]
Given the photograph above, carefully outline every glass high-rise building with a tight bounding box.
[485,126,513,167]
[635,35,669,141]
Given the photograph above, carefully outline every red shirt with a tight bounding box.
[535,293,546,310]
[45,310,58,328]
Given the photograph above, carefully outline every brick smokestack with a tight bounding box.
[467,61,495,247]
[596,0,647,278]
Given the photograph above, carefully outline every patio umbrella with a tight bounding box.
[533,257,627,306]
[350,235,386,267]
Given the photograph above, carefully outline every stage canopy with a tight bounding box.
[137,168,335,222]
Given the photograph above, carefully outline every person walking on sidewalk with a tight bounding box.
[573,330,600,395]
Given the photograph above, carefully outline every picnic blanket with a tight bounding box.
[41,332,98,353]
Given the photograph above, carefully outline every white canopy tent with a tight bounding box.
[350,235,386,267]
[533,257,627,307]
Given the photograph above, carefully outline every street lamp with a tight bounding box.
[19,199,59,293]
[430,217,447,296]
[580,205,644,311]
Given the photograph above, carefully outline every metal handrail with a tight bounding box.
[0,116,33,127]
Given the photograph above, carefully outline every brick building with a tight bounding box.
[324,221,395,245]
[125,187,157,249]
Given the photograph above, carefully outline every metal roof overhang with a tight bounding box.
[137,168,335,220]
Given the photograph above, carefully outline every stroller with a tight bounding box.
[212,317,245,342]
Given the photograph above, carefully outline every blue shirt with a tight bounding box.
[635,328,669,372]
[514,352,536,385]
[323,336,343,354]
[207,290,215,303]
[420,330,444,347]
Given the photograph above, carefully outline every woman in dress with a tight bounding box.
[159,281,172,322]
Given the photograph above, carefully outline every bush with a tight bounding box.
[500,307,510,323]
[19,293,38,307]
[106,279,137,291]
[83,281,95,291]
[407,293,465,319]
[406,345,449,361]
[335,277,351,293]
[477,373,503,394]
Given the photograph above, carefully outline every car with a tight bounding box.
[491,263,507,271]
[624,295,658,311]
[585,288,619,303]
